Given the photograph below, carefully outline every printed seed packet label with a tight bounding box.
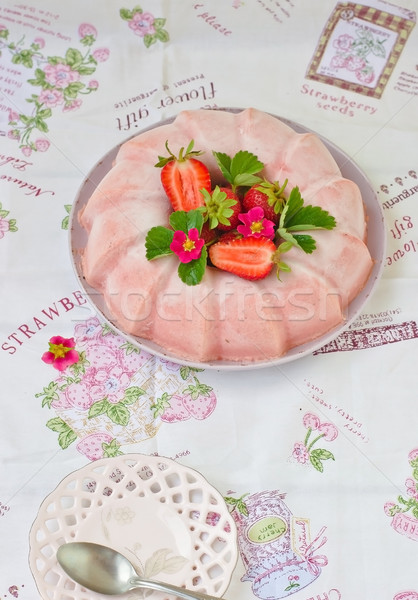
[306,0,416,98]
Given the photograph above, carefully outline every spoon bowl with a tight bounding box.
[57,542,227,600]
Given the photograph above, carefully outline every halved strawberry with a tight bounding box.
[155,140,211,211]
[209,236,276,280]
[243,179,288,224]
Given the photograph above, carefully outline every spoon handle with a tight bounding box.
[129,576,226,600]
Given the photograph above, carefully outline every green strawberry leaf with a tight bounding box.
[88,398,109,419]
[58,428,77,449]
[286,205,336,231]
[107,402,130,426]
[213,150,264,190]
[309,453,324,472]
[311,448,335,461]
[122,386,145,405]
[178,246,207,286]
[145,226,174,260]
[169,209,203,234]
[292,234,317,254]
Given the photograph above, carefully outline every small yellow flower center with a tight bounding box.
[183,237,195,251]
[49,343,71,359]
[251,220,264,233]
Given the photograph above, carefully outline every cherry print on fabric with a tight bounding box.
[0,23,109,155]
[292,412,338,472]
[120,6,169,47]
[35,317,216,459]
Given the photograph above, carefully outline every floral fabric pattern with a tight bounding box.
[120,5,169,47]
[0,23,109,154]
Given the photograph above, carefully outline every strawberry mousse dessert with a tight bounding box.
[78,108,373,365]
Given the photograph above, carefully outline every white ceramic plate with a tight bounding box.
[69,108,386,370]
[29,454,238,600]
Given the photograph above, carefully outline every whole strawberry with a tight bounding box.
[243,179,288,224]
[181,377,216,420]
[201,185,241,232]
[155,140,211,212]
[150,392,191,423]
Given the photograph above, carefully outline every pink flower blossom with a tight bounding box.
[0,218,10,239]
[292,442,310,464]
[92,47,110,62]
[74,317,103,345]
[237,207,275,239]
[303,412,321,430]
[42,335,79,371]
[44,63,80,88]
[78,23,98,38]
[170,228,204,263]
[63,98,83,112]
[33,37,45,48]
[318,422,339,441]
[128,12,156,37]
[35,138,50,152]
[88,365,131,404]
[39,88,64,107]
[88,79,99,89]
[333,34,353,51]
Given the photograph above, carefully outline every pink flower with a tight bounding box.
[74,317,103,345]
[237,207,275,239]
[333,34,353,51]
[39,88,64,107]
[292,442,309,464]
[42,335,79,371]
[63,98,83,112]
[318,422,338,441]
[88,365,131,404]
[170,228,204,263]
[44,63,80,88]
[35,138,50,152]
[78,23,98,38]
[33,37,45,48]
[92,47,110,62]
[128,12,156,37]
[0,218,10,239]
[88,79,99,89]
[303,412,321,430]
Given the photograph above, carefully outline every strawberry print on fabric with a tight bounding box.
[120,5,169,47]
[384,447,418,541]
[35,317,217,459]
[0,202,18,239]
[0,23,109,155]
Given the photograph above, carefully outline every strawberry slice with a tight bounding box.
[155,140,211,211]
[209,236,276,281]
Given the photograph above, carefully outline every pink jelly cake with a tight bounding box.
[79,108,373,364]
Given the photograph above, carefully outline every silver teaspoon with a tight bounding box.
[57,542,226,600]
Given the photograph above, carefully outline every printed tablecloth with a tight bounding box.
[1,1,418,599]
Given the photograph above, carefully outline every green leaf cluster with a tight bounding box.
[213,150,263,191]
[145,209,207,286]
[88,386,145,426]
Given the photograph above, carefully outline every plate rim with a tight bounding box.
[68,107,387,370]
